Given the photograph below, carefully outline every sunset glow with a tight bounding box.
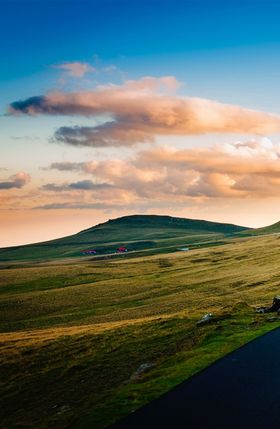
[2,0,280,246]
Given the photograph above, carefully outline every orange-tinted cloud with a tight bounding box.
[0,172,30,190]
[3,138,280,246]
[9,76,280,146]
[54,61,96,77]
[49,138,280,199]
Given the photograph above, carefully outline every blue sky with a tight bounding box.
[2,0,280,110]
[2,0,280,76]
[2,0,280,246]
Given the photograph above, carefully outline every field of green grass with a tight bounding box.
[1,232,280,428]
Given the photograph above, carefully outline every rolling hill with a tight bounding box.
[238,220,280,236]
[2,216,280,429]
[2,232,280,428]
[0,214,249,261]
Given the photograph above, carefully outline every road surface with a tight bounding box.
[110,326,280,429]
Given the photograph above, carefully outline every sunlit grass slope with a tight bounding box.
[0,214,248,261]
[239,219,280,236]
[1,233,280,428]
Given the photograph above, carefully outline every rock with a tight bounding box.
[130,362,155,381]
[268,296,280,312]
[256,307,266,314]
[257,296,280,314]
[56,405,71,415]
[266,316,278,323]
[197,313,214,325]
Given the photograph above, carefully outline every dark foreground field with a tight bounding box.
[1,233,280,428]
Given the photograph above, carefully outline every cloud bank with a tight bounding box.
[49,138,280,200]
[9,76,280,147]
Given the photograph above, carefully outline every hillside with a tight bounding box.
[1,234,280,428]
[239,220,280,236]
[0,214,249,261]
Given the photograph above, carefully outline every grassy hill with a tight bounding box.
[238,220,280,236]
[4,214,280,429]
[0,214,249,261]
[1,233,280,428]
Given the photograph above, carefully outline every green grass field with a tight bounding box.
[1,227,280,428]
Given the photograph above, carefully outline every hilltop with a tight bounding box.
[239,220,280,236]
[0,214,249,261]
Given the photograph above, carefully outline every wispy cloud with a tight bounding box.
[52,123,154,147]
[11,135,41,141]
[47,162,84,171]
[10,76,280,147]
[41,180,113,192]
[54,61,96,77]
[0,172,30,190]
[33,202,109,210]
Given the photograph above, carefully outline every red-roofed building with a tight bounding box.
[82,249,97,255]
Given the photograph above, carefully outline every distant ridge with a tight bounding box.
[82,214,248,234]
[0,214,250,261]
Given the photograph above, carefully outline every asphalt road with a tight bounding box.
[109,326,280,429]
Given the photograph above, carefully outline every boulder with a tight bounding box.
[256,307,266,314]
[130,362,155,381]
[256,296,280,314]
[267,296,280,312]
[197,313,213,325]
[266,316,278,323]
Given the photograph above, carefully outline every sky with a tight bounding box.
[2,0,280,246]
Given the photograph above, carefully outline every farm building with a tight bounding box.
[82,249,97,255]
[117,247,128,253]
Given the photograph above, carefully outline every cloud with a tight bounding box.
[32,199,179,211]
[69,180,112,190]
[47,162,84,171]
[53,123,154,147]
[10,76,280,147]
[5,139,279,212]
[102,65,117,73]
[33,202,109,210]
[10,96,47,115]
[54,62,96,77]
[41,180,113,192]
[11,135,40,141]
[0,172,30,190]
[48,138,280,199]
